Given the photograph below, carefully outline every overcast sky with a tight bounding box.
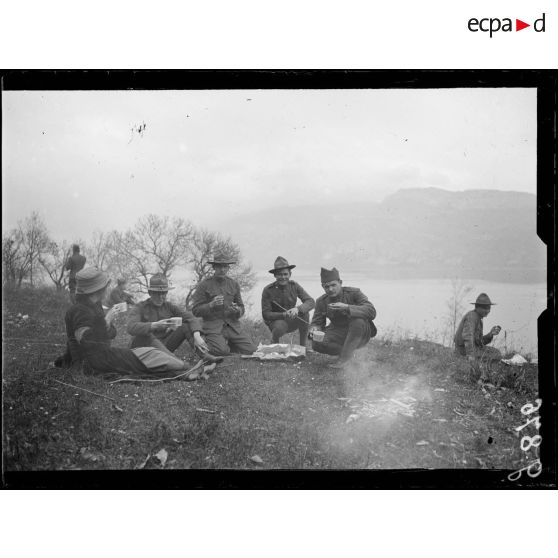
[2,88,536,242]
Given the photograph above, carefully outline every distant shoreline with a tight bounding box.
[253,268,547,285]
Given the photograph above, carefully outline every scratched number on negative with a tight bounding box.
[507,398,542,482]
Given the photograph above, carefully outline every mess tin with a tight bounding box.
[167,317,183,328]
[312,330,325,342]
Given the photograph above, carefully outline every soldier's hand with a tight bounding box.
[328,302,349,312]
[490,326,501,336]
[151,321,169,332]
[193,333,209,352]
[286,307,299,319]
[104,307,117,326]
[210,295,224,308]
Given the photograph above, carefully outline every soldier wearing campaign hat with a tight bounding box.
[454,293,502,383]
[192,251,257,356]
[127,273,222,364]
[261,257,315,346]
[309,267,377,369]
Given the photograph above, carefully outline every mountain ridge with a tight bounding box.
[213,188,545,283]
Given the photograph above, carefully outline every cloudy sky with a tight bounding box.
[2,88,536,241]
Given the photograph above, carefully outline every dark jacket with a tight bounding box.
[65,254,86,279]
[127,298,202,340]
[192,275,246,334]
[454,309,493,356]
[311,286,377,334]
[64,298,148,375]
[108,286,134,307]
[261,280,315,324]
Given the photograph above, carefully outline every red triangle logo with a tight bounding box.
[516,19,530,31]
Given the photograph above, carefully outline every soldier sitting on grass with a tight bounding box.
[56,268,209,380]
[261,256,315,347]
[309,267,377,369]
[454,292,502,385]
[107,277,135,307]
[127,273,222,365]
[192,252,257,356]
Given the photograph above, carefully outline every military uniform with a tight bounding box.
[261,280,315,344]
[127,298,203,354]
[65,252,86,300]
[108,285,135,307]
[454,310,501,360]
[311,286,377,361]
[192,275,257,356]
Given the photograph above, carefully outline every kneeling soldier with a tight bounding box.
[309,267,377,369]
[262,257,315,346]
[127,273,222,364]
[454,292,502,383]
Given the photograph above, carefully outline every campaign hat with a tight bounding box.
[269,256,296,274]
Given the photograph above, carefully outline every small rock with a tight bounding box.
[346,414,360,424]
[250,455,264,464]
[507,402,514,408]
[22,315,29,320]
[416,440,429,446]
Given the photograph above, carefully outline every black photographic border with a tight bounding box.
[1,69,556,489]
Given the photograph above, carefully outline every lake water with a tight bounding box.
[244,273,546,356]
[168,270,546,356]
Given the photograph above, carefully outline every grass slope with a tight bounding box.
[3,287,539,473]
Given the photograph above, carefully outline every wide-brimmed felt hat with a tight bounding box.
[471,293,496,306]
[320,267,340,283]
[269,256,296,274]
[76,267,110,294]
[208,251,236,265]
[148,273,174,292]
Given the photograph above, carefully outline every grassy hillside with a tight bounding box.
[2,286,542,481]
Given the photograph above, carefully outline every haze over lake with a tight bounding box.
[167,271,545,357]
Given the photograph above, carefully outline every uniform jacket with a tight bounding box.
[454,309,494,356]
[65,254,86,279]
[192,275,246,334]
[108,286,134,307]
[311,286,376,332]
[65,298,148,375]
[127,298,203,340]
[261,280,315,324]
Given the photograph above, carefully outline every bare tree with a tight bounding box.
[185,228,256,308]
[84,230,114,272]
[2,212,50,288]
[105,215,195,292]
[38,239,72,290]
[2,234,25,287]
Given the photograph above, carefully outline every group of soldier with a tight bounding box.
[62,244,502,381]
